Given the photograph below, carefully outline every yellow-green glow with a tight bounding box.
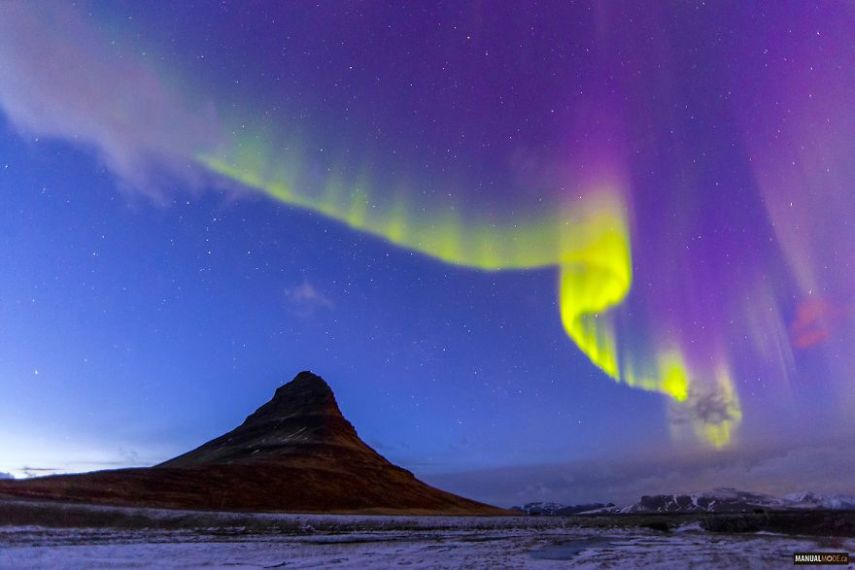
[556,200,632,380]
[616,345,692,401]
[200,138,740,447]
[655,350,691,403]
[200,143,624,272]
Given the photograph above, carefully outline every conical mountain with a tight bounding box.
[160,371,370,467]
[0,372,506,514]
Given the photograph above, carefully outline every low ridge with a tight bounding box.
[0,372,507,515]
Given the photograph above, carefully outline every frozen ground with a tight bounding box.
[1,501,853,569]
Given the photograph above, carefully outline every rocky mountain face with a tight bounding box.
[0,371,507,515]
[160,371,375,468]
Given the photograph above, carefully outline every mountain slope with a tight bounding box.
[0,372,507,515]
[160,371,371,468]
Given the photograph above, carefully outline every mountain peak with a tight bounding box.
[280,370,330,392]
[271,370,335,406]
[160,371,360,468]
[254,370,343,425]
[1,369,507,514]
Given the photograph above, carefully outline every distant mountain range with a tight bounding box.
[512,501,616,516]
[516,489,855,515]
[0,371,507,515]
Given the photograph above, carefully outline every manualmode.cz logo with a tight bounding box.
[793,552,849,565]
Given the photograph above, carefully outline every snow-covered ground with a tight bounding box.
[2,516,852,569]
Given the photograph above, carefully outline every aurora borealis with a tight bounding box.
[0,2,853,501]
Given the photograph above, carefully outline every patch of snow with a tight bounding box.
[674,521,704,533]
[2,523,852,569]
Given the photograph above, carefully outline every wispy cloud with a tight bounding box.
[0,4,217,195]
[285,280,334,316]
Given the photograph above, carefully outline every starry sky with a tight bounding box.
[0,2,853,504]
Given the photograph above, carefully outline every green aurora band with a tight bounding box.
[201,137,740,448]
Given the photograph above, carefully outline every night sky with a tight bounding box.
[0,2,853,505]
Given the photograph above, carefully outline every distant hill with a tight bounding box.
[512,501,615,516]
[0,371,507,515]
[622,489,855,513]
[515,488,855,516]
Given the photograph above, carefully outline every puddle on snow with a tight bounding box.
[530,537,614,560]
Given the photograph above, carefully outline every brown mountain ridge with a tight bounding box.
[0,371,507,515]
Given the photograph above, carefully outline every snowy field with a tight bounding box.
[1,501,853,569]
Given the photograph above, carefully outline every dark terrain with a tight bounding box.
[1,497,853,538]
[0,372,506,515]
